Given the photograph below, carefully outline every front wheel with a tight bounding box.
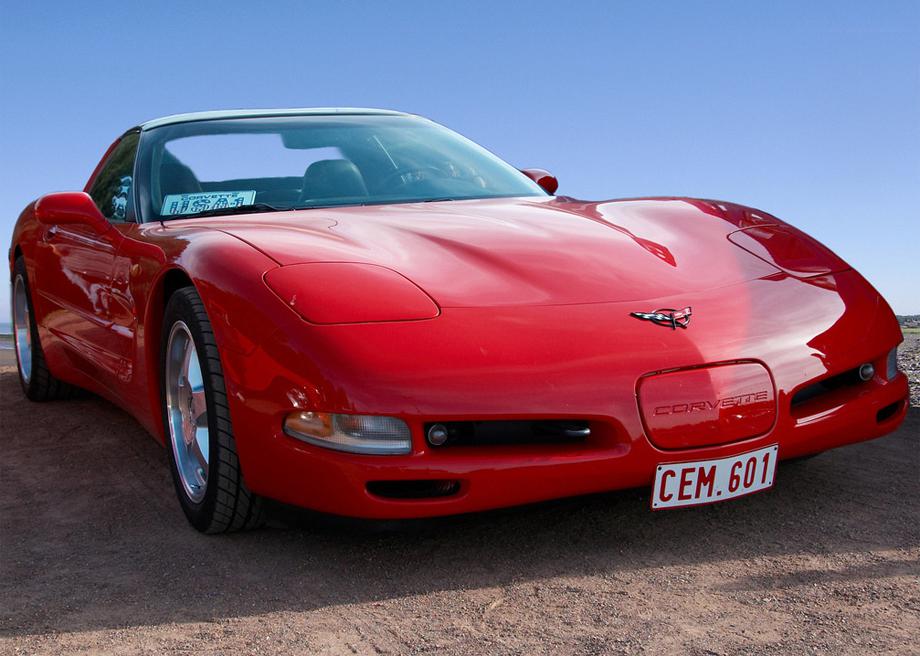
[161,287,263,533]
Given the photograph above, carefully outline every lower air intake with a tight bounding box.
[366,480,461,500]
[423,420,591,447]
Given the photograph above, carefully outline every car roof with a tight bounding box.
[138,107,410,131]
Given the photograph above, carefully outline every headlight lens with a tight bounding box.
[283,411,412,455]
[727,225,849,277]
[887,347,899,380]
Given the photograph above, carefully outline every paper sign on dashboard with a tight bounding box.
[161,191,256,216]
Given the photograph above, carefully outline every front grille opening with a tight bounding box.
[877,400,903,424]
[423,420,591,447]
[790,367,868,409]
[366,479,461,500]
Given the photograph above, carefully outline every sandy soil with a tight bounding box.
[0,349,918,656]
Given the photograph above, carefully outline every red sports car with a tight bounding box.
[9,109,908,532]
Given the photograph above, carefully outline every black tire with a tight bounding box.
[161,287,263,533]
[11,256,77,401]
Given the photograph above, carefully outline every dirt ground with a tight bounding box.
[1,344,918,656]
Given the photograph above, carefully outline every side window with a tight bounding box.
[88,132,140,223]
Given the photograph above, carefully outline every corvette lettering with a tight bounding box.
[653,390,770,416]
[630,306,692,329]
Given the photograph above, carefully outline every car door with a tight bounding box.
[32,131,140,390]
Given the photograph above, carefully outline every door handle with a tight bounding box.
[44,225,60,241]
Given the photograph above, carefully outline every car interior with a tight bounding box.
[157,150,370,209]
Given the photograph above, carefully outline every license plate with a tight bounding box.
[651,444,778,510]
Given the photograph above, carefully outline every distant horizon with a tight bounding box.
[1,2,917,319]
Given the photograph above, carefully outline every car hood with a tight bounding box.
[210,196,784,307]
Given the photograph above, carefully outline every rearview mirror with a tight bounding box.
[520,168,559,195]
[35,192,110,234]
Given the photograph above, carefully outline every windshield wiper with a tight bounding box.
[161,203,285,221]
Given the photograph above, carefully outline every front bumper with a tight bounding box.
[244,371,908,519]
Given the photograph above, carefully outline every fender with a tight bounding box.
[116,225,282,442]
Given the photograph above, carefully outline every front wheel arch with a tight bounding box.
[142,267,196,444]
[9,244,24,279]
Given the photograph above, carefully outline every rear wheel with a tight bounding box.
[161,287,263,533]
[11,256,76,401]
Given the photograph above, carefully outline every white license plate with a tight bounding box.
[652,444,778,510]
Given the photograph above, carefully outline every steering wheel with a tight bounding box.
[380,166,445,189]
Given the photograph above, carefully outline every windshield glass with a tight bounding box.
[136,114,545,220]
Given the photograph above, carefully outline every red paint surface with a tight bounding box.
[9,160,908,519]
[728,224,850,277]
[638,362,776,449]
[520,168,558,195]
[264,262,439,324]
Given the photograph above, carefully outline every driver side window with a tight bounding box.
[88,131,140,223]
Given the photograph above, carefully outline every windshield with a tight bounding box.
[135,114,546,221]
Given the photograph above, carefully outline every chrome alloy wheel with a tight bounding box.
[165,321,210,503]
[12,274,32,385]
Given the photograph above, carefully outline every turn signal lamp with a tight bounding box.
[283,411,411,455]
[887,347,899,381]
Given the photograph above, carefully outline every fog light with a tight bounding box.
[858,363,875,382]
[887,348,899,380]
[283,411,411,455]
[427,423,449,446]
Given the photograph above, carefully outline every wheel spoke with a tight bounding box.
[181,341,195,387]
[182,413,195,444]
[165,321,210,504]
[191,389,208,427]
[187,353,204,392]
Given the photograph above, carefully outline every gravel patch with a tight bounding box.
[898,331,920,407]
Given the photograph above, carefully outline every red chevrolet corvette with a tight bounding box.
[9,109,908,532]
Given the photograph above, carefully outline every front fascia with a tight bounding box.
[218,268,906,515]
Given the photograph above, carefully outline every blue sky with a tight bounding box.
[1,0,917,321]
